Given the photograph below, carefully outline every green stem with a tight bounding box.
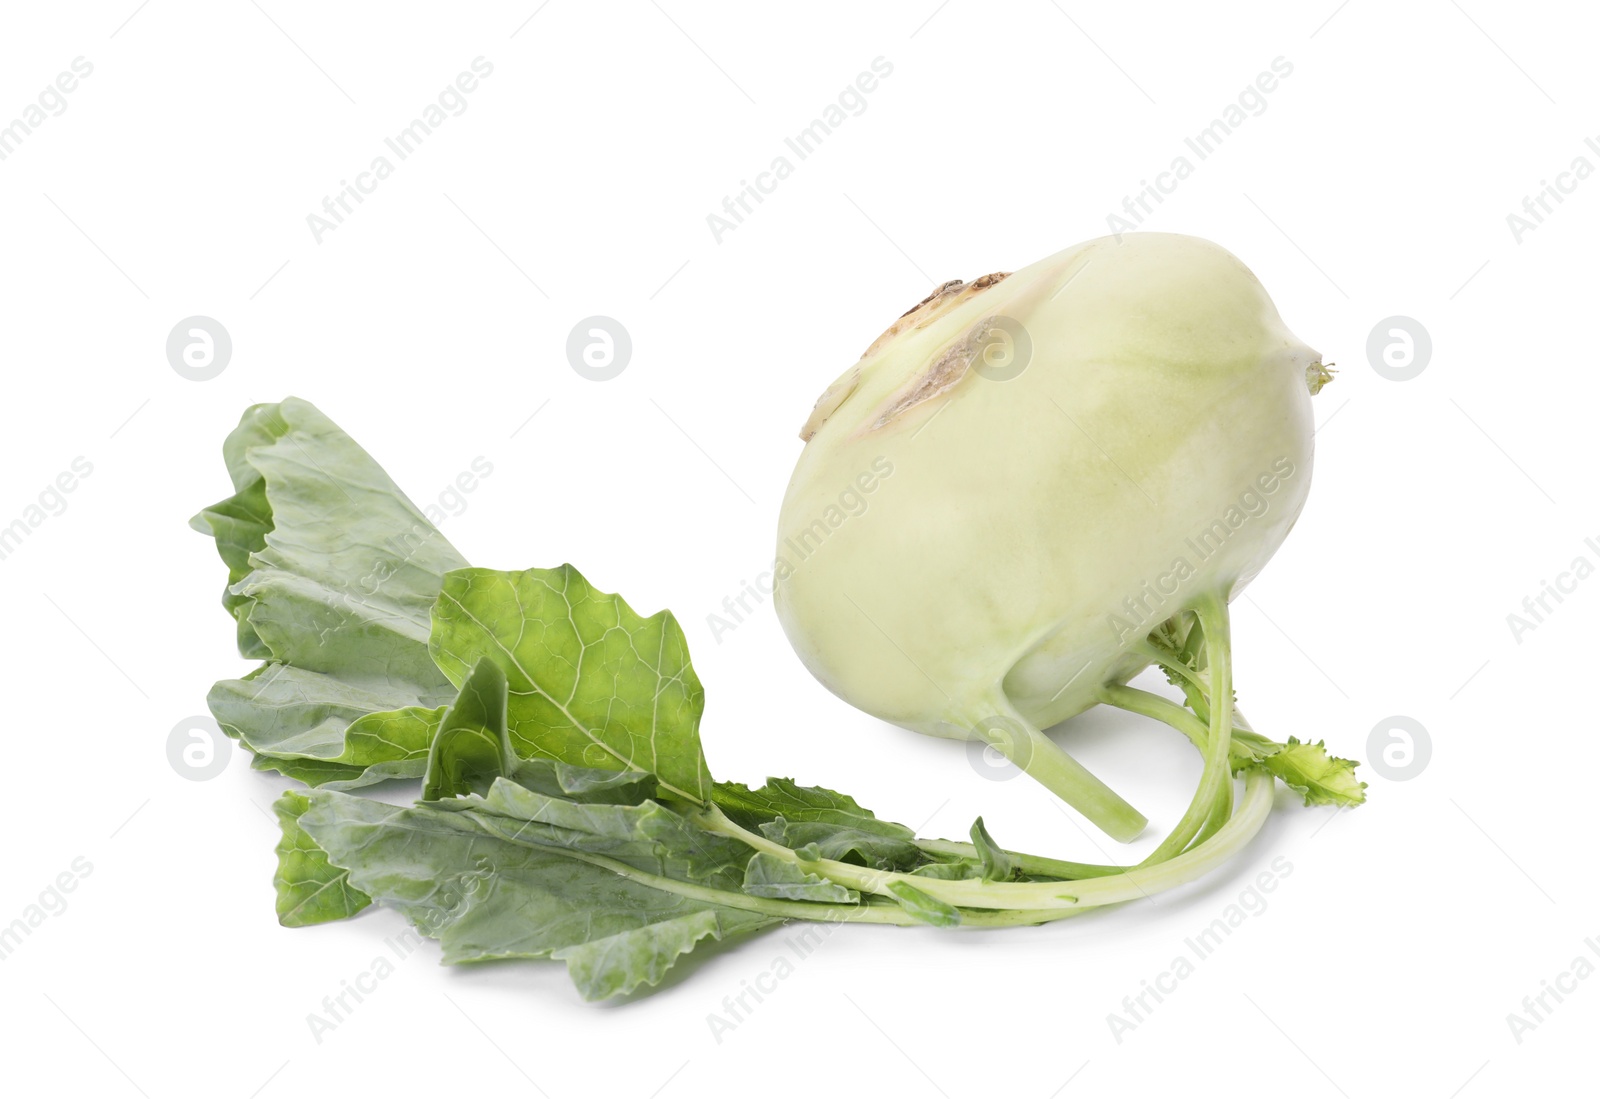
[1137,639,1202,692]
[501,834,1086,928]
[970,694,1148,844]
[1100,684,1221,759]
[1136,592,1233,865]
[695,768,1275,913]
[1099,683,1234,849]
[914,837,1128,880]
[1140,638,1282,762]
[1196,786,1232,846]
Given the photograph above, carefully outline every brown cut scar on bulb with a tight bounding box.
[798,272,1010,441]
[860,272,1010,361]
[862,314,1004,432]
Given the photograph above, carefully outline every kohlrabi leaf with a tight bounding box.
[208,665,445,788]
[906,860,985,880]
[711,777,913,832]
[250,747,428,789]
[761,816,924,872]
[551,909,770,1001]
[422,658,513,802]
[1256,738,1368,808]
[742,852,860,902]
[298,790,775,1000]
[508,758,659,806]
[969,817,1019,883]
[429,565,713,805]
[272,790,371,926]
[418,709,660,808]
[193,398,468,783]
[195,398,468,682]
[885,881,961,928]
[300,793,544,930]
[1152,651,1366,808]
[716,779,958,873]
[446,777,753,890]
[191,467,274,658]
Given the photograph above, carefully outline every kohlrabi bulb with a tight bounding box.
[773,233,1327,842]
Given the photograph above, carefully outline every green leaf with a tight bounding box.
[429,565,713,805]
[208,665,444,789]
[969,817,1019,883]
[905,860,984,880]
[552,909,769,1001]
[712,777,912,831]
[272,791,372,926]
[192,399,467,679]
[423,658,513,801]
[201,399,467,681]
[885,881,961,928]
[759,816,924,872]
[1257,738,1368,808]
[191,407,286,657]
[447,778,753,890]
[192,398,469,784]
[298,790,776,1000]
[742,852,860,902]
[508,759,659,806]
[714,778,923,870]
[1153,650,1366,809]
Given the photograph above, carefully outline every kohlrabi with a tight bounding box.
[774,232,1347,845]
[197,238,1366,1002]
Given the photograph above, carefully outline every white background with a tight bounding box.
[1,1,1594,1095]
